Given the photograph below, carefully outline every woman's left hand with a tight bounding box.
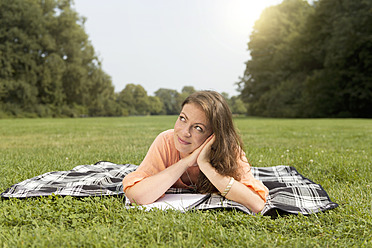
[197,134,215,166]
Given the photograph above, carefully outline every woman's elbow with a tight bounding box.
[124,188,155,205]
[252,201,266,214]
[128,197,151,205]
[244,197,266,214]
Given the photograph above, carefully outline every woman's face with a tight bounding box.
[174,103,212,157]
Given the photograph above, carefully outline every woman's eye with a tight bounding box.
[195,126,203,132]
[179,116,186,122]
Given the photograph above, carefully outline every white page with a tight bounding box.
[129,194,207,212]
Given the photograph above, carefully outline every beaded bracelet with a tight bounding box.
[221,177,235,197]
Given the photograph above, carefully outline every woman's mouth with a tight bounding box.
[178,136,191,145]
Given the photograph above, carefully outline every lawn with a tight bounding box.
[0,116,371,247]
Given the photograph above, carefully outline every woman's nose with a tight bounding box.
[182,126,191,137]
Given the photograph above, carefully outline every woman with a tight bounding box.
[123,91,268,213]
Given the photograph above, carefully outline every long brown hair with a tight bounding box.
[182,91,246,193]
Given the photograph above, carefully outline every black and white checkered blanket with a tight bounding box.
[1,161,338,216]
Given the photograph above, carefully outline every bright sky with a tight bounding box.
[73,0,282,97]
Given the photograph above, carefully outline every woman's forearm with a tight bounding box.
[125,160,189,205]
[199,161,265,213]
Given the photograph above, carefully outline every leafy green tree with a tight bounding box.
[301,0,372,117]
[238,0,313,117]
[117,85,135,115]
[177,86,197,108]
[0,0,117,117]
[181,86,196,96]
[229,96,247,115]
[117,84,151,115]
[86,69,120,116]
[148,96,164,115]
[221,92,230,101]
[155,88,181,115]
[0,0,46,115]
[239,0,372,117]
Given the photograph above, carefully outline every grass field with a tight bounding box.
[0,116,371,247]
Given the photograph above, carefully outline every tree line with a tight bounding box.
[0,0,246,118]
[1,0,370,118]
[118,84,246,116]
[238,0,372,117]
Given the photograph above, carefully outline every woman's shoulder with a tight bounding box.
[152,129,177,164]
[158,129,174,140]
[159,129,174,136]
[153,129,174,147]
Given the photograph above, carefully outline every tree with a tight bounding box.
[0,0,46,115]
[181,86,196,96]
[0,0,117,117]
[117,84,151,115]
[301,0,372,117]
[177,86,197,108]
[86,68,120,116]
[148,96,164,115]
[229,96,247,115]
[155,88,181,115]
[238,0,313,117]
[239,0,372,117]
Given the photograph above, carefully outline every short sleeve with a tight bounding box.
[238,152,269,202]
[122,130,176,192]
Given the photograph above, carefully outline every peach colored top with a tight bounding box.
[122,129,268,201]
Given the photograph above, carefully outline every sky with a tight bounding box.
[73,0,283,97]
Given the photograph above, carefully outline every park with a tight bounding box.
[0,117,371,246]
[1,0,371,246]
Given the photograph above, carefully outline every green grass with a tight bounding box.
[0,116,371,247]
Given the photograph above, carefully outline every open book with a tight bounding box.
[127,194,209,212]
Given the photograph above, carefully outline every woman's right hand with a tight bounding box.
[182,134,215,167]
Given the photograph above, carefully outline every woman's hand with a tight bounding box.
[197,135,215,166]
[194,135,266,213]
[182,134,215,168]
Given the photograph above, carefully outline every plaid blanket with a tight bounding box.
[1,161,338,216]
